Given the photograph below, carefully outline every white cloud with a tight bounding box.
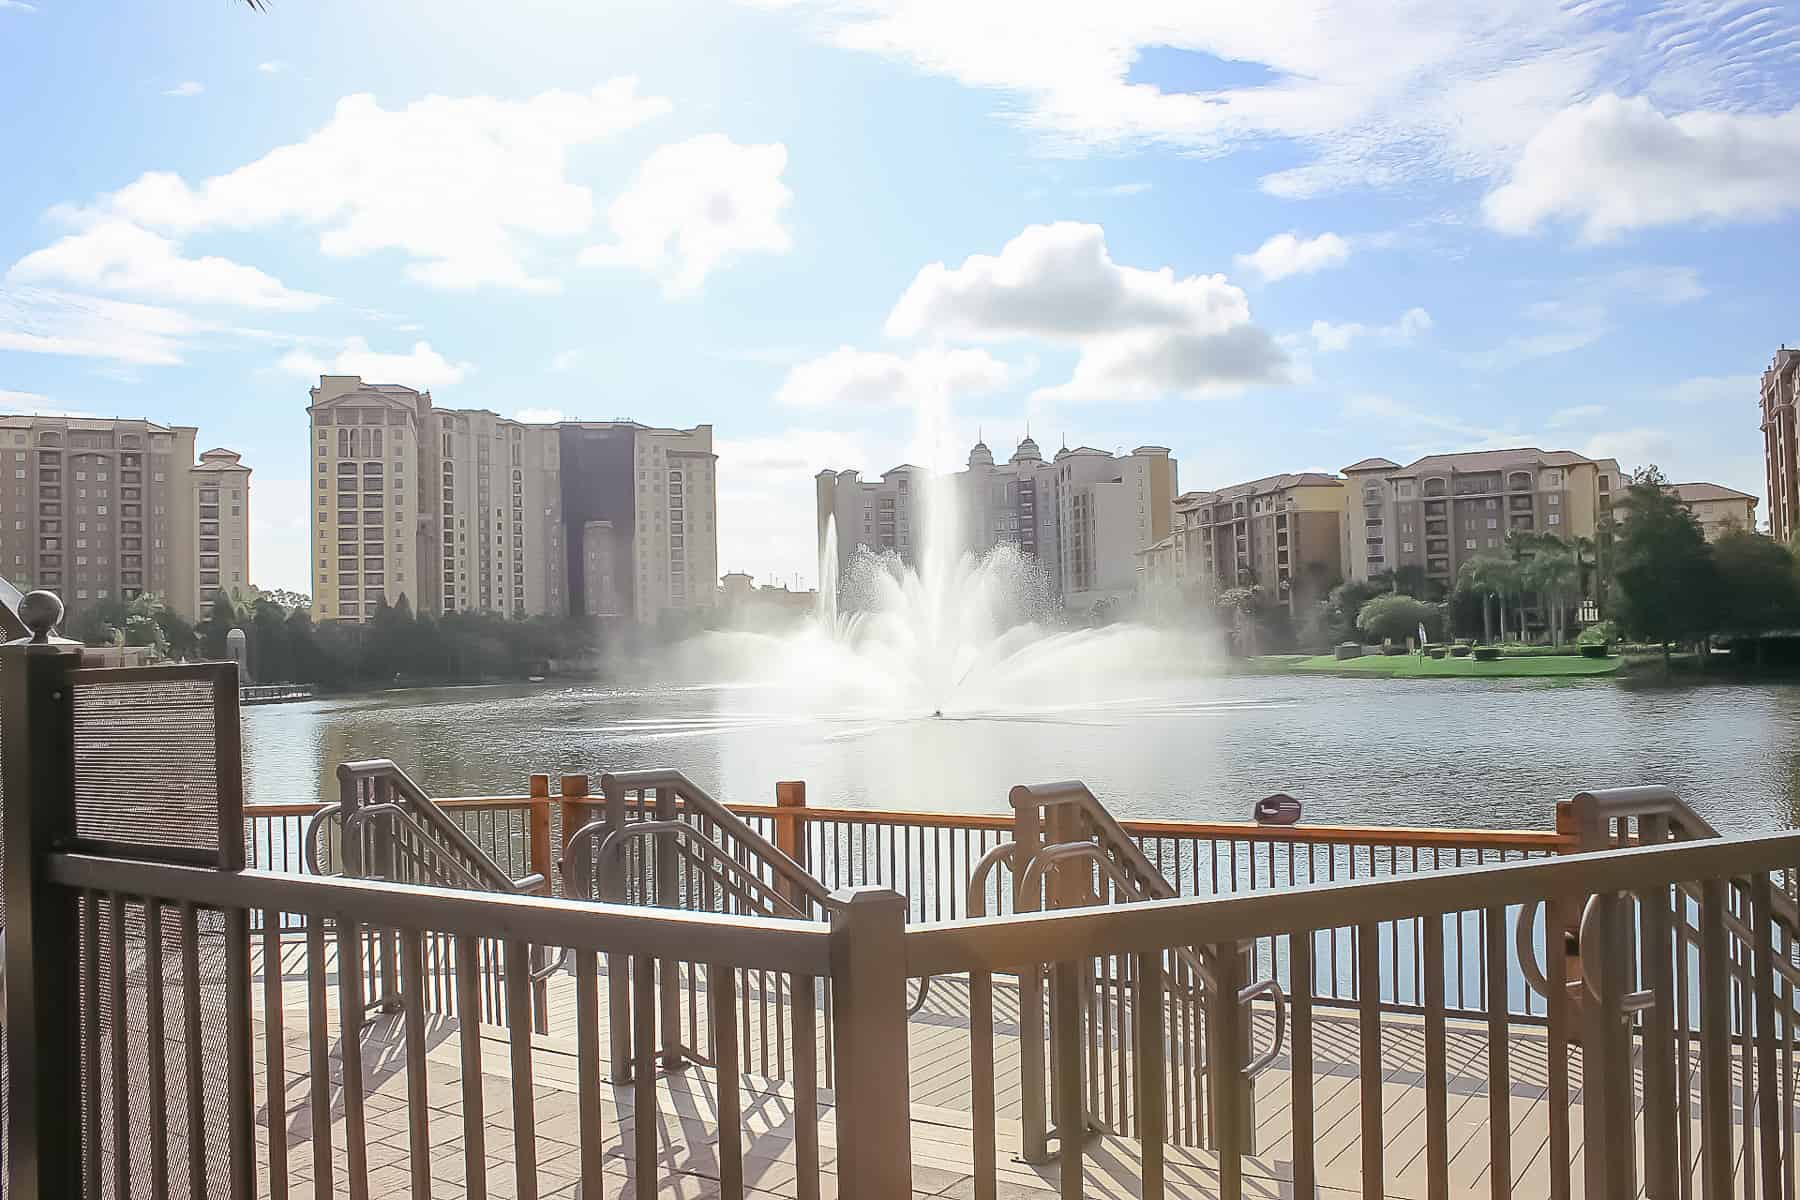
[1582,428,1678,471]
[0,389,100,417]
[164,81,204,98]
[104,78,671,291]
[548,350,585,372]
[1310,307,1431,353]
[776,346,1014,410]
[1464,265,1704,369]
[1547,404,1606,428]
[0,288,202,365]
[514,407,569,424]
[581,134,792,295]
[277,337,472,389]
[1237,232,1349,282]
[763,3,1800,197]
[715,429,869,585]
[886,221,1285,402]
[0,1,39,11]
[8,221,325,311]
[1666,374,1758,406]
[257,61,284,74]
[1485,95,1800,239]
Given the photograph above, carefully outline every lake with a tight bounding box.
[242,673,1800,837]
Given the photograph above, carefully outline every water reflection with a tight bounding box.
[243,675,1800,835]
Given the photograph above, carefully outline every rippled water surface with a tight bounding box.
[243,674,1800,836]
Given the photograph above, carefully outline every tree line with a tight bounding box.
[67,588,612,688]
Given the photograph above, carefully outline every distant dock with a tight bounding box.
[240,683,316,705]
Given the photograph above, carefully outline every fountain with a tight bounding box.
[686,467,1220,722]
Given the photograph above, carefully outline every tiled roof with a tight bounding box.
[1342,456,1400,472]
[1670,482,1758,504]
[1176,471,1343,507]
[1390,447,1592,476]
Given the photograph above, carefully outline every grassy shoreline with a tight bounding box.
[1253,651,1626,678]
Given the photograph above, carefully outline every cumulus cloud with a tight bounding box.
[1547,404,1606,428]
[257,61,284,74]
[8,221,325,310]
[1310,307,1431,352]
[105,78,671,291]
[0,389,95,417]
[1237,232,1349,282]
[763,3,1800,197]
[1485,95,1800,239]
[0,1,39,11]
[277,337,472,389]
[886,222,1284,401]
[581,134,793,295]
[776,346,1014,410]
[0,288,202,365]
[163,81,204,98]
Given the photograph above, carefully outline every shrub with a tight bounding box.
[1381,643,1408,656]
[1450,644,1472,657]
[1580,643,1611,659]
[1578,619,1619,647]
[1473,646,1501,661]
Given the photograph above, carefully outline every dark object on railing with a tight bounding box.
[1253,793,1303,825]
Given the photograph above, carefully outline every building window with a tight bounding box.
[1548,513,1562,526]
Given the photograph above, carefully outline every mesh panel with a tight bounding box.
[82,896,236,1199]
[71,665,242,867]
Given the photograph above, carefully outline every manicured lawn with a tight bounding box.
[1271,651,1625,678]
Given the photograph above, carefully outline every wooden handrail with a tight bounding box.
[247,793,1571,851]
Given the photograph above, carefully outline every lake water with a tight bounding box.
[242,672,1800,837]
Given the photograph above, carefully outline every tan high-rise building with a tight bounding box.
[0,414,249,621]
[1666,483,1758,541]
[190,448,252,615]
[1053,445,1177,603]
[1761,347,1800,542]
[1341,448,1622,588]
[307,376,715,626]
[1171,473,1346,612]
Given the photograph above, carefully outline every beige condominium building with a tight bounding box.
[1666,482,1758,541]
[1054,445,1177,604]
[308,375,715,626]
[1166,472,1346,611]
[1340,448,1623,589]
[0,414,251,621]
[1761,346,1800,542]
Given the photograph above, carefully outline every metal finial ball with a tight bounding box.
[18,590,63,642]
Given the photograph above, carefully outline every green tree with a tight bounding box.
[199,591,241,659]
[1711,529,1800,664]
[1355,593,1443,644]
[1320,580,1385,645]
[1613,465,1722,669]
[1524,546,1581,646]
[1456,555,1517,643]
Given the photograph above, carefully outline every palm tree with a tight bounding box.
[1457,556,1516,643]
[1525,548,1580,646]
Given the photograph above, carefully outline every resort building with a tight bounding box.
[815,437,1175,607]
[0,414,251,621]
[1340,448,1622,589]
[307,376,716,626]
[1668,482,1759,541]
[1168,472,1347,612]
[1761,346,1800,542]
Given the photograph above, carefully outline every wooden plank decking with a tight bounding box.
[251,951,1793,1200]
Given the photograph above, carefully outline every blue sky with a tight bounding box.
[2,0,1797,593]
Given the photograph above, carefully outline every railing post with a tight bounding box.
[1012,791,1050,1163]
[1,616,85,1200]
[1581,891,1636,1200]
[527,774,552,894]
[829,886,912,1198]
[775,780,808,910]
[559,773,590,871]
[600,774,633,1082]
[654,786,682,1069]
